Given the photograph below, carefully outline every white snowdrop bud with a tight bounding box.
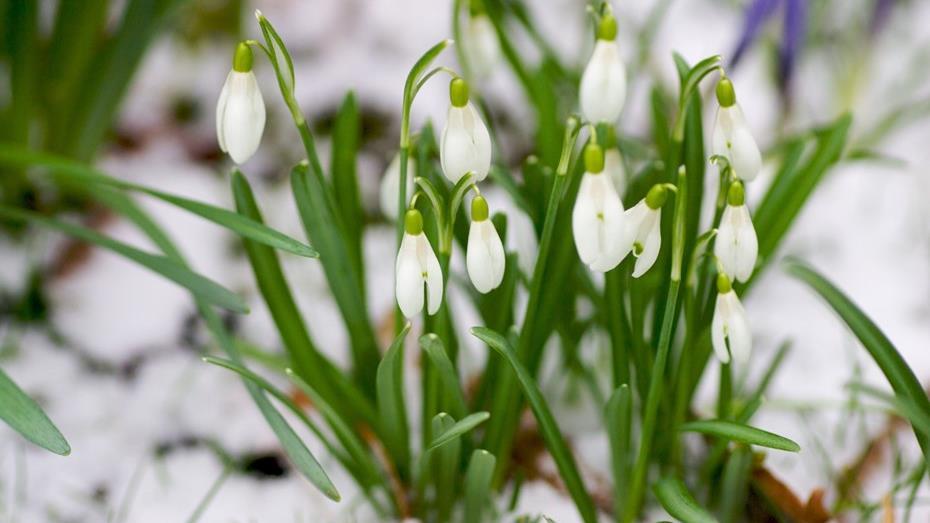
[712,77,762,181]
[572,143,626,272]
[620,184,666,278]
[395,209,443,318]
[216,43,266,164]
[714,181,758,283]
[466,195,506,293]
[579,15,627,124]
[711,273,752,365]
[462,13,500,79]
[379,152,416,219]
[440,78,492,184]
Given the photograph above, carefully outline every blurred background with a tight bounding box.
[1,0,929,520]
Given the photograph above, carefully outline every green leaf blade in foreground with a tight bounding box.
[680,419,800,452]
[786,258,930,466]
[0,205,247,313]
[654,477,718,523]
[419,334,468,420]
[0,146,318,258]
[377,323,412,480]
[0,368,70,455]
[428,412,490,451]
[471,326,598,523]
[464,449,497,523]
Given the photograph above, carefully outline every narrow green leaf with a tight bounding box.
[786,258,930,466]
[654,477,718,523]
[430,413,461,522]
[0,147,318,258]
[606,385,632,514]
[464,449,497,523]
[471,327,598,523]
[377,323,412,480]
[330,91,365,287]
[0,367,69,455]
[718,446,752,523]
[419,334,468,420]
[428,412,490,451]
[680,419,800,452]
[0,205,247,313]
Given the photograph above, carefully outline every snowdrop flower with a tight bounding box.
[440,78,492,184]
[461,13,500,79]
[379,153,416,219]
[579,14,627,124]
[466,195,505,293]
[216,42,266,164]
[573,143,626,272]
[712,77,762,181]
[395,209,443,318]
[711,273,752,365]
[714,180,758,283]
[620,184,666,278]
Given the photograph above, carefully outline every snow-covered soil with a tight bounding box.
[2,0,929,521]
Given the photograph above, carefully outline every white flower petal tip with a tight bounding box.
[572,171,626,273]
[379,153,417,219]
[462,14,500,79]
[714,202,758,283]
[712,105,762,181]
[621,184,667,278]
[440,102,492,184]
[711,281,752,366]
[579,40,627,124]
[395,211,443,318]
[216,69,266,165]
[466,218,506,294]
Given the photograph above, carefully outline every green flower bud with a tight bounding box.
[404,209,424,235]
[727,180,745,206]
[471,195,489,221]
[450,77,470,108]
[717,272,732,294]
[645,184,668,209]
[233,42,254,73]
[716,77,736,108]
[584,143,605,173]
[597,14,618,41]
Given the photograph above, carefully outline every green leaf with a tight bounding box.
[0,205,247,313]
[654,477,718,523]
[428,412,490,451]
[0,147,318,258]
[606,385,632,513]
[718,446,752,523]
[464,449,497,523]
[471,327,598,523]
[377,323,412,480]
[786,258,930,466]
[680,420,800,452]
[0,367,69,455]
[419,334,468,420]
[330,91,365,288]
[430,413,461,522]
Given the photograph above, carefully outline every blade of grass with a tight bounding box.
[0,367,70,455]
[471,327,597,523]
[431,413,462,522]
[419,334,468,420]
[606,384,632,515]
[680,420,800,452]
[464,449,497,523]
[330,91,365,290]
[718,446,752,523]
[377,323,412,481]
[428,412,490,451]
[654,476,718,523]
[786,258,930,468]
[0,205,247,313]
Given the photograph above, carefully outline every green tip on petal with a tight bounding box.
[727,180,745,206]
[717,272,732,294]
[233,42,253,72]
[471,195,489,221]
[597,14,618,41]
[404,209,424,235]
[645,184,668,209]
[716,77,736,107]
[584,143,605,173]
[450,77,470,108]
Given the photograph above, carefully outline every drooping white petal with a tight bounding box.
[467,220,506,293]
[632,208,661,278]
[712,105,761,181]
[395,234,424,318]
[573,172,626,272]
[579,40,627,124]
[572,174,603,266]
[711,295,730,364]
[379,153,417,219]
[711,290,752,365]
[604,148,627,198]
[588,179,626,272]
[216,70,266,164]
[417,234,444,315]
[440,102,492,183]
[462,14,500,78]
[715,204,758,283]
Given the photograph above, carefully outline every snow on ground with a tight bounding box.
[1,0,930,521]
